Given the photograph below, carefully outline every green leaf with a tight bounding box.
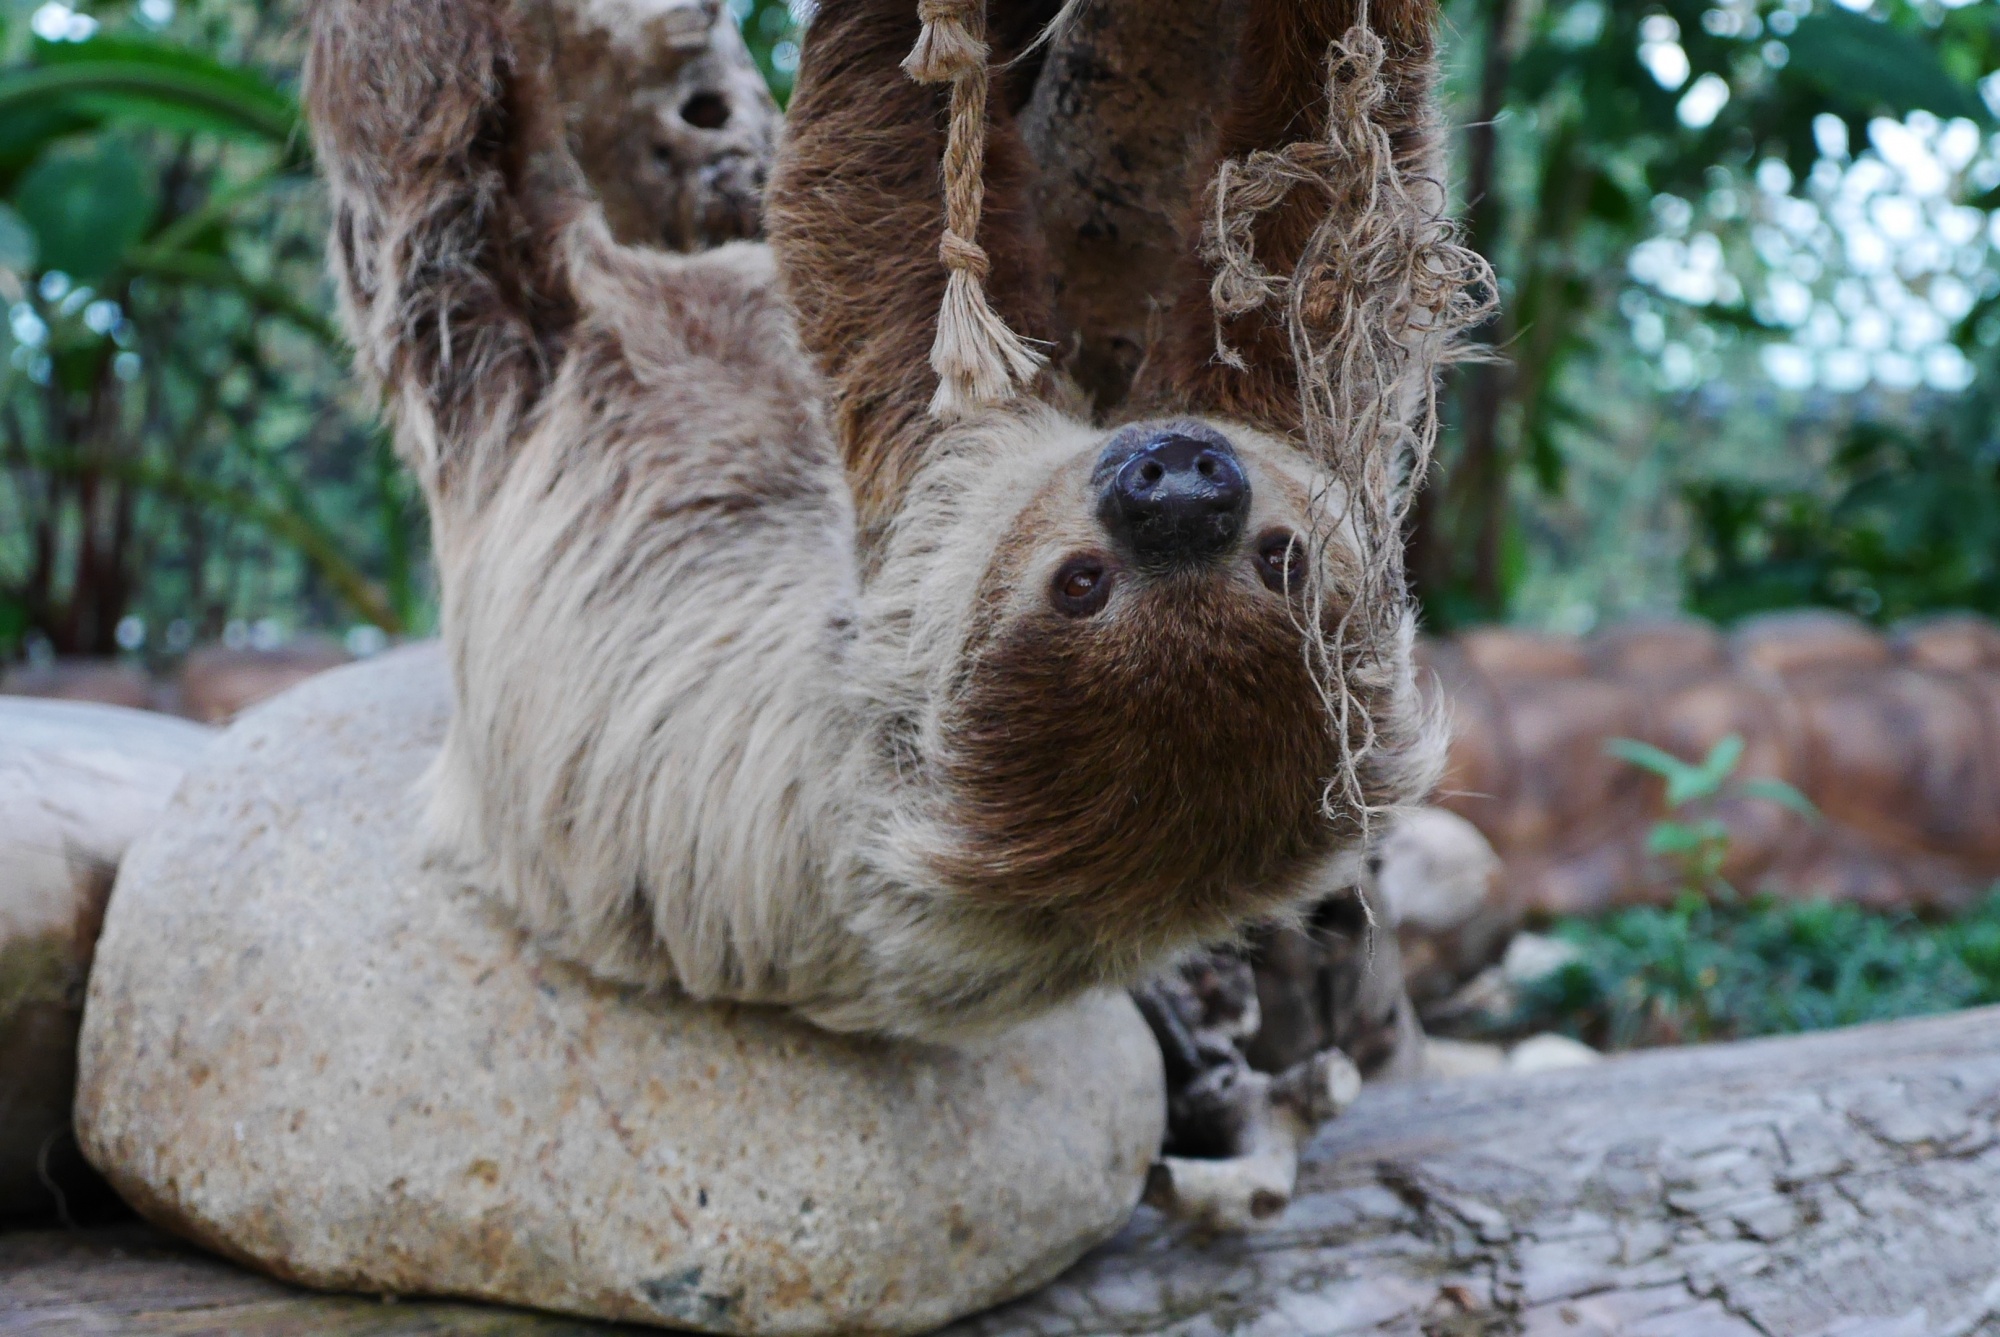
[1679,734,1746,807]
[26,443,403,634]
[0,591,26,656]
[11,137,157,283]
[1646,822,1708,856]
[1739,777,1820,820]
[0,99,98,184]
[1785,11,1992,126]
[0,37,300,147]
[124,245,341,347]
[1606,737,1699,786]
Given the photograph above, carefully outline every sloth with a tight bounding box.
[305,0,1485,1039]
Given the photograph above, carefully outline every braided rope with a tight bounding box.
[904,0,1044,419]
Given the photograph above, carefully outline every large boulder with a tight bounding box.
[1372,808,1513,1009]
[74,645,1164,1335]
[1731,608,1893,676]
[0,698,214,1217]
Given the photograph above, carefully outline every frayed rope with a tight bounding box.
[1201,23,1497,837]
[905,0,1044,419]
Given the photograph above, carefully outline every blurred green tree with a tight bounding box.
[0,0,418,660]
[734,0,802,103]
[1420,0,1999,627]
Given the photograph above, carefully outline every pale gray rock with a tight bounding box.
[73,645,1164,1335]
[1,698,214,1214]
[1374,809,1500,936]
[1372,807,1515,1009]
[1505,1032,1600,1075]
[1501,931,1582,986]
[1420,1037,1506,1081]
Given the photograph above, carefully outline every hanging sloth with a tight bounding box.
[305,0,1489,1039]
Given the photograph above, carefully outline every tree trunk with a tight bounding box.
[1414,0,1515,622]
[1017,0,1247,415]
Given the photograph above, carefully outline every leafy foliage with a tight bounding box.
[1685,381,2000,626]
[1421,0,2000,627]
[1785,8,1988,126]
[735,0,801,104]
[1518,888,2000,1049]
[1504,736,1986,1050]
[1,32,302,141]
[0,1,419,661]
[1606,732,1816,899]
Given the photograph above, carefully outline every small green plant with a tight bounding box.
[1518,890,2000,1051]
[1604,734,1817,900]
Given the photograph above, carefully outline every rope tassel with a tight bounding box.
[904,0,1044,419]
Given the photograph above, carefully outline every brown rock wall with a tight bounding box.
[1432,611,2000,916]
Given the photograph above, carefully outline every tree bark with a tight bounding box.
[1414,0,1515,621]
[962,1005,2000,1336]
[1017,0,1247,415]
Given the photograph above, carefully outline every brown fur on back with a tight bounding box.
[765,0,1061,553]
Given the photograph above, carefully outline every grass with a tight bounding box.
[1513,888,2000,1051]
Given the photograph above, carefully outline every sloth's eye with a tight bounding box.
[1256,533,1307,594]
[1051,558,1113,617]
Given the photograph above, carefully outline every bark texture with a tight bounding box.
[15,1007,2000,1334]
[1017,0,1247,413]
[958,1005,2000,1336]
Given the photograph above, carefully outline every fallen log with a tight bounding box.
[10,1006,2000,1335]
[960,1004,2000,1337]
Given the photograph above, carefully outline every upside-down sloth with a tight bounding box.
[306,0,1485,1040]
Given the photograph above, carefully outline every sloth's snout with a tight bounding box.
[1096,425,1249,564]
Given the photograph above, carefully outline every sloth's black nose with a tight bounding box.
[1096,425,1250,564]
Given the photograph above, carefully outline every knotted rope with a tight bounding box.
[904,0,1044,419]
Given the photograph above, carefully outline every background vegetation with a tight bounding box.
[0,0,416,665]
[1424,0,2000,629]
[1517,889,2000,1047]
[1496,737,2000,1048]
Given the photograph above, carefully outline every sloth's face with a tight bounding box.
[889,409,1426,952]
